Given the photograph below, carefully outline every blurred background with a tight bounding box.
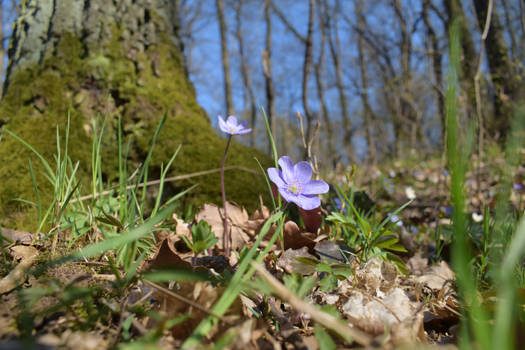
[1,0,523,167]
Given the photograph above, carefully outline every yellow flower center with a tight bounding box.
[287,182,302,194]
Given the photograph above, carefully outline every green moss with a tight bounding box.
[0,24,271,230]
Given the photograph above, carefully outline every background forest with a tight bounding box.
[2,0,523,164]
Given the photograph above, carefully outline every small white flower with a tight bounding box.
[472,213,483,223]
[405,186,416,200]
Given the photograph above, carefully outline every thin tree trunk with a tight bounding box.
[326,0,356,163]
[443,0,477,120]
[234,0,257,147]
[216,0,234,116]
[473,0,520,141]
[355,1,377,164]
[392,0,419,154]
[262,0,276,153]
[315,0,336,167]
[501,0,518,61]
[302,0,315,158]
[423,0,445,145]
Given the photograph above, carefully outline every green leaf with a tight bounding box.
[319,274,338,292]
[315,325,336,350]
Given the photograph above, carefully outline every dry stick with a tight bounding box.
[474,0,493,204]
[252,262,373,347]
[144,280,230,324]
[221,136,232,257]
[66,165,256,205]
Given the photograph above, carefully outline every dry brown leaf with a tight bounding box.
[0,246,39,294]
[1,229,42,245]
[145,239,192,271]
[391,312,426,346]
[355,258,398,296]
[282,221,315,251]
[417,260,455,292]
[195,203,251,252]
[342,288,419,336]
[276,247,317,275]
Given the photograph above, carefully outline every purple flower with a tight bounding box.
[268,156,329,210]
[218,115,252,135]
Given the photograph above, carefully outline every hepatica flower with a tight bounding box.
[218,115,252,135]
[268,156,329,210]
[218,115,251,257]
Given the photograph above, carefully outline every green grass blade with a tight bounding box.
[4,129,55,182]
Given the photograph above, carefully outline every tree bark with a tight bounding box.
[0,0,271,228]
[262,0,276,153]
[473,0,521,141]
[216,0,234,116]
[443,0,477,120]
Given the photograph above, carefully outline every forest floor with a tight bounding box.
[0,155,524,350]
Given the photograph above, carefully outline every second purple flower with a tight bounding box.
[268,156,329,210]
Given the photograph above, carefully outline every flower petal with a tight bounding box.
[278,156,295,183]
[218,115,229,133]
[235,127,252,134]
[302,180,329,195]
[294,194,320,210]
[277,186,297,204]
[267,168,286,188]
[294,161,312,183]
[226,115,238,126]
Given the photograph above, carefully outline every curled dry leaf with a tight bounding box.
[0,245,39,295]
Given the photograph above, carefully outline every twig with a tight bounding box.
[144,280,231,324]
[67,165,257,204]
[252,262,373,346]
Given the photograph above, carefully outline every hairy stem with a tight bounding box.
[221,135,232,256]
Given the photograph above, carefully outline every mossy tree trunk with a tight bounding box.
[0,0,269,229]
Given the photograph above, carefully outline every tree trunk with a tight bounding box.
[327,0,355,163]
[0,0,269,228]
[355,1,377,164]
[443,0,477,120]
[473,0,521,141]
[234,0,257,147]
[315,0,336,167]
[216,0,234,116]
[423,0,445,144]
[262,0,276,154]
[302,0,315,158]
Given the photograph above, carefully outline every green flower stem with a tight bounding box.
[221,135,232,256]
